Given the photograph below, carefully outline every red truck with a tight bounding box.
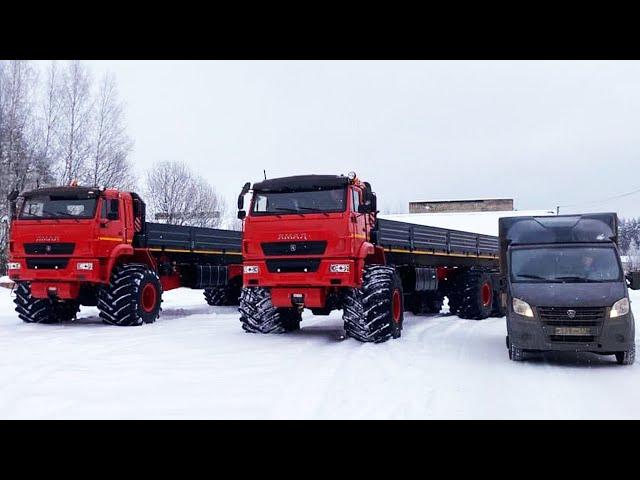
[6,185,242,325]
[237,173,504,342]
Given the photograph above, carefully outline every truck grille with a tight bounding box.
[26,258,70,270]
[24,243,75,255]
[266,259,321,273]
[261,241,327,256]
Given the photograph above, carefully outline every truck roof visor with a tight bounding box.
[499,213,618,245]
[252,175,349,193]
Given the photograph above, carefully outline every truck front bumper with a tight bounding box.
[507,312,634,353]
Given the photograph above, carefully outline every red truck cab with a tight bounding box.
[240,173,378,310]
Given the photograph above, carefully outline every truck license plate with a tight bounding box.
[555,327,590,336]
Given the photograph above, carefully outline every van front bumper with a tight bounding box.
[507,312,634,352]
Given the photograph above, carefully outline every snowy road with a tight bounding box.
[1,286,639,419]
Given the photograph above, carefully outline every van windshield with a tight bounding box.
[251,188,347,215]
[510,246,622,283]
[19,195,98,219]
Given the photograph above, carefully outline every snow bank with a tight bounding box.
[1,286,639,419]
[381,210,556,236]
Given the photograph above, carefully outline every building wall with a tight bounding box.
[409,198,514,213]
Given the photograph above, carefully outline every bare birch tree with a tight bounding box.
[144,161,226,228]
[82,72,134,189]
[57,60,93,185]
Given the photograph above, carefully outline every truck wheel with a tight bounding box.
[98,264,162,326]
[14,282,80,323]
[343,265,403,343]
[204,278,241,306]
[508,343,525,361]
[239,287,301,333]
[448,270,494,320]
[615,344,635,365]
[411,291,444,315]
[490,291,507,318]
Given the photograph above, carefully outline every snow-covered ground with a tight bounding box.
[1,286,639,419]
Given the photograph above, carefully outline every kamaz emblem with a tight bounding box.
[36,236,59,242]
[278,233,308,241]
[567,309,576,318]
[290,244,297,252]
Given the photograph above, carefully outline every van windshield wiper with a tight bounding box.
[552,275,593,282]
[515,274,551,280]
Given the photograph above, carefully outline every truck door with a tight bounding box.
[99,195,125,245]
[351,186,368,248]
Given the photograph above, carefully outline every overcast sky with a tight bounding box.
[82,60,640,218]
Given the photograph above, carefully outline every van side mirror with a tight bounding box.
[627,271,640,290]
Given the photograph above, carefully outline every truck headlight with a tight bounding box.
[7,262,21,270]
[77,262,94,271]
[610,298,630,318]
[512,297,534,317]
[330,263,350,273]
[243,265,259,274]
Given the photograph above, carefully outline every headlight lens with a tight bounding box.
[7,262,21,270]
[610,297,630,318]
[330,263,350,273]
[77,262,93,271]
[512,297,534,317]
[243,265,259,274]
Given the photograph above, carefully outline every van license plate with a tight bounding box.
[555,327,590,336]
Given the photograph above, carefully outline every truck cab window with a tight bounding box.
[352,189,360,212]
[101,199,119,220]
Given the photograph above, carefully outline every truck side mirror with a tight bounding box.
[237,210,246,220]
[238,182,251,210]
[626,271,640,290]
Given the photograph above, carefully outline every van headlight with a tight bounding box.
[512,297,534,318]
[610,298,630,318]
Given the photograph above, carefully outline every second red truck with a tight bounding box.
[237,173,504,342]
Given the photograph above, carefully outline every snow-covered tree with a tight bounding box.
[144,161,226,228]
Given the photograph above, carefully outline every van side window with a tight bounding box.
[352,189,360,212]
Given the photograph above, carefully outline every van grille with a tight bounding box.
[538,306,605,322]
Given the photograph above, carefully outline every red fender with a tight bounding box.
[105,244,134,282]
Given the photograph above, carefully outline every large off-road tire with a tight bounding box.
[447,269,494,320]
[615,344,636,365]
[204,284,240,306]
[239,287,302,333]
[14,282,80,324]
[98,264,162,326]
[410,291,444,315]
[343,265,403,343]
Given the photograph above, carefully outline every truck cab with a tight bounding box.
[7,186,143,301]
[239,174,377,310]
[499,213,640,364]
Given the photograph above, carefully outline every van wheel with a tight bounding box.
[615,344,635,365]
[508,343,525,361]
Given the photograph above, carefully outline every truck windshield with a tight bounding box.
[251,188,347,215]
[19,195,98,220]
[510,246,622,283]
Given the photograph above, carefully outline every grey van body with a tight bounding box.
[499,213,639,363]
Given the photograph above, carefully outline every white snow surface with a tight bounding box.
[381,210,556,236]
[1,286,639,419]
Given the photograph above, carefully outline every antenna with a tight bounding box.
[263,169,267,180]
